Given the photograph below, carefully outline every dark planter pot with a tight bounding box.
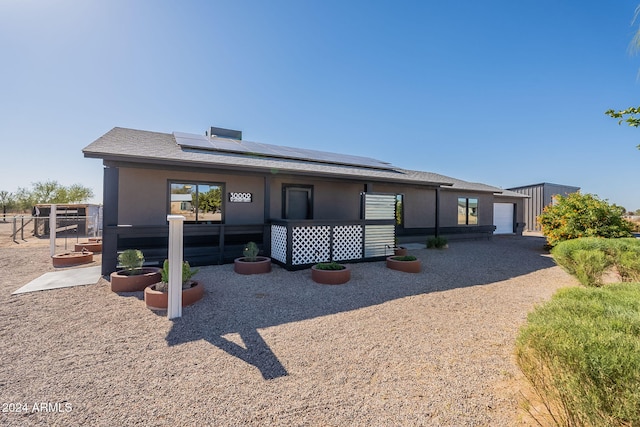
[311,264,351,285]
[234,256,272,275]
[386,256,421,273]
[110,267,162,293]
[394,247,408,256]
[52,251,94,267]
[144,280,204,311]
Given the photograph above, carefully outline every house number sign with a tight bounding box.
[229,192,252,203]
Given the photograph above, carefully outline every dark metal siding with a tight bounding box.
[508,183,580,232]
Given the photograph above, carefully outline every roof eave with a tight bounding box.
[85,151,451,187]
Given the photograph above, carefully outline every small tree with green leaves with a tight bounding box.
[605,6,640,149]
[605,106,640,148]
[0,191,14,221]
[12,181,94,211]
[539,193,633,247]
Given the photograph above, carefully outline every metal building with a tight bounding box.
[507,183,580,232]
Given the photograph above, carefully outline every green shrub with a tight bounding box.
[427,236,448,249]
[539,193,632,247]
[242,241,260,261]
[314,261,345,270]
[618,251,640,282]
[391,255,417,261]
[551,238,607,276]
[516,284,640,426]
[571,249,610,287]
[118,249,145,275]
[158,259,199,291]
[626,218,640,232]
[552,238,640,286]
[608,239,640,282]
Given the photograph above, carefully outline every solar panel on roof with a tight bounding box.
[173,132,396,171]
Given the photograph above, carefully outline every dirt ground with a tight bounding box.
[0,218,48,248]
[0,218,101,252]
[1,219,565,426]
[0,219,102,282]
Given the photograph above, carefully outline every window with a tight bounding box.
[283,185,313,219]
[170,182,223,223]
[395,194,404,227]
[458,197,478,225]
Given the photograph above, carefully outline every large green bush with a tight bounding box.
[516,284,640,426]
[551,238,640,286]
[538,193,632,247]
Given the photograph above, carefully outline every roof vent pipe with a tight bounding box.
[205,126,242,140]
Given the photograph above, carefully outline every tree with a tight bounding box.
[604,107,640,147]
[66,184,94,204]
[197,187,222,214]
[0,191,14,221]
[538,192,633,247]
[14,187,36,212]
[604,5,640,147]
[31,180,66,203]
[28,181,93,204]
[10,181,94,212]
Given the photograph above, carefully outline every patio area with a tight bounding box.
[0,235,577,426]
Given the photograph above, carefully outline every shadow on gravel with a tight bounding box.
[166,236,555,380]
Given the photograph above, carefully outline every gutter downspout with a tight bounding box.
[264,175,271,255]
[435,187,441,237]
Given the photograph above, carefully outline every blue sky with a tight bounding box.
[1,0,639,210]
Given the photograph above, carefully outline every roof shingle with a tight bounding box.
[83,127,519,195]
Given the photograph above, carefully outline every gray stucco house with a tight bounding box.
[83,126,527,275]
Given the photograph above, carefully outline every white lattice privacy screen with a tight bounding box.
[270,224,287,263]
[364,224,395,257]
[333,225,363,261]
[292,226,331,265]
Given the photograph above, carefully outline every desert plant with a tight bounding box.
[516,284,640,426]
[551,238,608,277]
[617,251,640,282]
[552,238,640,286]
[242,241,260,261]
[314,261,346,270]
[427,236,448,249]
[157,259,199,291]
[118,249,145,275]
[538,193,632,247]
[571,249,610,287]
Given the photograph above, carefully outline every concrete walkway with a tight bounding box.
[12,265,102,295]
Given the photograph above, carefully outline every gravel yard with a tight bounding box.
[0,224,577,426]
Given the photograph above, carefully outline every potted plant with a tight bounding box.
[311,261,351,285]
[386,255,421,273]
[234,241,272,275]
[144,259,204,310]
[110,249,161,292]
[427,236,448,249]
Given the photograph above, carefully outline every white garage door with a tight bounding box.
[493,203,514,234]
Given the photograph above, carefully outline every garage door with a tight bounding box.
[493,203,514,234]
